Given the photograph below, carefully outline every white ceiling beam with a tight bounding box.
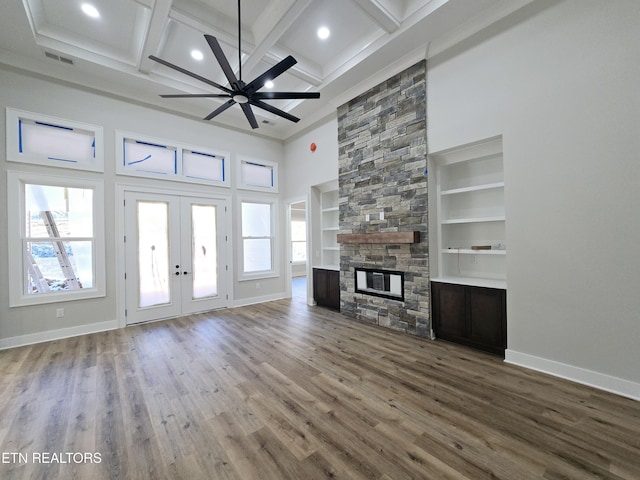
[168,1,253,45]
[138,0,174,74]
[350,0,401,33]
[241,0,314,81]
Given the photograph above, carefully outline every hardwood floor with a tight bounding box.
[1,298,639,479]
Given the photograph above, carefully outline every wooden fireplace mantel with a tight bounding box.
[336,231,420,244]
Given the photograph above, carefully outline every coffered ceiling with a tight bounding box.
[0,0,534,140]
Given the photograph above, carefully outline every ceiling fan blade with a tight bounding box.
[149,55,233,94]
[250,99,300,123]
[245,56,297,93]
[203,98,236,121]
[205,35,240,90]
[240,103,259,129]
[160,94,231,98]
[252,91,320,100]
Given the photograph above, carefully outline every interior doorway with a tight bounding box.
[288,199,308,303]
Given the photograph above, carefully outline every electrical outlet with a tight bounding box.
[255,282,261,290]
[379,211,384,220]
[470,255,478,265]
[56,308,65,318]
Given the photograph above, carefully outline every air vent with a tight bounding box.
[44,51,74,65]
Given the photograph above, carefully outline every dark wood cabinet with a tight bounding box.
[313,268,340,311]
[431,281,506,356]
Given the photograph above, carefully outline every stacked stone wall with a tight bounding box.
[337,60,430,337]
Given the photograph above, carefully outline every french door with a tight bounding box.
[124,191,228,324]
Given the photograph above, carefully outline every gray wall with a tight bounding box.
[428,0,640,397]
[0,68,286,347]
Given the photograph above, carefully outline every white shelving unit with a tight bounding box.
[320,189,340,268]
[429,136,506,289]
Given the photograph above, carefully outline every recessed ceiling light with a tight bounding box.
[191,49,204,61]
[264,80,274,89]
[317,26,330,40]
[81,3,100,18]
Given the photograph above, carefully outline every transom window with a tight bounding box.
[115,131,229,187]
[238,158,278,192]
[5,108,104,172]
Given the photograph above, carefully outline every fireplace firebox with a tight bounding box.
[355,268,404,301]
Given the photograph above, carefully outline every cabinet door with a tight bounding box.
[327,270,341,310]
[313,269,328,304]
[431,282,506,356]
[313,268,340,310]
[432,282,466,339]
[468,286,506,355]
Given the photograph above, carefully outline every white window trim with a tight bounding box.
[7,171,106,307]
[237,156,279,193]
[237,194,280,281]
[115,130,230,188]
[5,107,104,172]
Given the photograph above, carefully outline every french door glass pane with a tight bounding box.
[191,204,218,299]
[137,201,170,307]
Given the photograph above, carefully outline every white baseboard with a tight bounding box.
[0,320,118,351]
[505,349,639,401]
[230,292,288,308]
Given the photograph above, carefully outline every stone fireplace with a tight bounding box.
[337,60,430,338]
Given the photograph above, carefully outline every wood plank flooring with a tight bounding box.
[1,298,639,479]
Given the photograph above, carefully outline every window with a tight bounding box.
[183,149,225,183]
[238,158,278,192]
[115,131,229,187]
[240,200,277,277]
[5,108,104,172]
[121,137,177,175]
[7,172,106,306]
[291,220,307,262]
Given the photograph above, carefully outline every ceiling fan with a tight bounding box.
[149,0,320,129]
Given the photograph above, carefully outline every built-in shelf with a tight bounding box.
[429,136,506,288]
[442,249,506,255]
[441,216,505,224]
[319,188,339,268]
[441,181,504,196]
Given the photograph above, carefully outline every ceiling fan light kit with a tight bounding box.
[150,0,319,129]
